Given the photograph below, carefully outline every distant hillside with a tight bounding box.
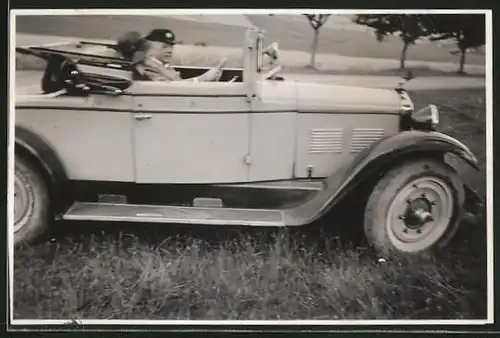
[15,14,485,65]
[245,15,484,65]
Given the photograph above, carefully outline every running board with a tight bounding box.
[215,180,324,191]
[62,202,286,227]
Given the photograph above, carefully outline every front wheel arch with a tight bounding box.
[340,150,459,211]
[286,131,479,228]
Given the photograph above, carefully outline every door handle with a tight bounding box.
[134,113,152,121]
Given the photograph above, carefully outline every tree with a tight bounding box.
[425,14,485,74]
[303,14,331,68]
[353,14,430,70]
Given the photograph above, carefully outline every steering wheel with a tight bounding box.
[189,61,226,82]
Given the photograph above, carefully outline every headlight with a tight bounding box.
[410,104,440,131]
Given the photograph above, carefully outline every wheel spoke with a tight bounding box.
[14,171,34,233]
[386,176,454,252]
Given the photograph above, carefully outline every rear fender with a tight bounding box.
[284,130,479,226]
[15,126,68,215]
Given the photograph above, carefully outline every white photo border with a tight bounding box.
[7,7,494,329]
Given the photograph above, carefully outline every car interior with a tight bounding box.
[16,35,282,98]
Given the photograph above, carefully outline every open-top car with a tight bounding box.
[13,28,483,256]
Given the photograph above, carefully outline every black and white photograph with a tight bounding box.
[9,9,492,326]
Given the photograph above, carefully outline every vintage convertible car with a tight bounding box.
[13,28,483,256]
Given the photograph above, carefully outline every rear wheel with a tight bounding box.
[364,159,465,256]
[14,155,50,246]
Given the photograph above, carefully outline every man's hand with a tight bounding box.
[211,57,228,81]
[192,57,228,82]
[215,57,228,69]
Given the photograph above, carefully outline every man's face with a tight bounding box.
[162,43,174,60]
[149,41,174,62]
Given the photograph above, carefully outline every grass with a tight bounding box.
[13,88,487,321]
[13,231,485,320]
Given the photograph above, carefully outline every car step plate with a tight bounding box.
[62,202,286,226]
[216,180,324,191]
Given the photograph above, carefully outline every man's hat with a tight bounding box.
[144,29,178,45]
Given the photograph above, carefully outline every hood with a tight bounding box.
[256,80,404,114]
[295,81,403,114]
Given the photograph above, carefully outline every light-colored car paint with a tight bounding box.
[293,114,400,178]
[16,108,136,182]
[135,112,251,183]
[15,28,406,185]
[16,82,402,184]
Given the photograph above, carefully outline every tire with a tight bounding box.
[14,155,50,246]
[364,158,465,256]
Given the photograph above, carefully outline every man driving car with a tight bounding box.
[131,29,226,82]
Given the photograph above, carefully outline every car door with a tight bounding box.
[130,81,252,184]
[247,80,297,182]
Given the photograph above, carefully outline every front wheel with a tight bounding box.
[364,159,465,256]
[14,155,50,246]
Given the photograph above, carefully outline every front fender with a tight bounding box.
[283,130,479,226]
[348,130,479,171]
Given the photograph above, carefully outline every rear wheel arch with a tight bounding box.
[15,127,68,214]
[15,144,51,189]
[14,155,51,246]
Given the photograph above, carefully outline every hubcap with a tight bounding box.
[386,176,454,252]
[14,173,32,233]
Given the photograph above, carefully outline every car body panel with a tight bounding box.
[125,81,248,98]
[292,113,400,178]
[14,28,481,228]
[130,81,249,184]
[15,72,406,184]
[295,82,402,114]
[16,106,136,182]
[283,130,479,226]
[252,80,297,112]
[134,112,251,184]
[248,112,297,182]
